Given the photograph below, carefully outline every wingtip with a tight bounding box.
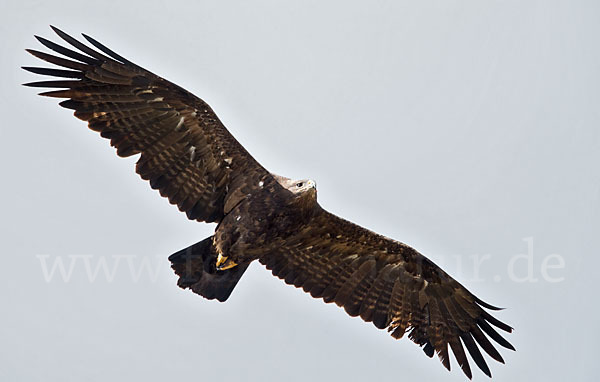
[81,33,100,49]
[24,48,44,59]
[21,80,47,87]
[81,33,97,47]
[33,35,58,53]
[58,99,78,109]
[484,365,492,378]
[21,66,41,74]
[34,34,53,46]
[50,25,62,34]
[464,368,473,380]
[423,342,435,358]
[38,90,68,98]
[474,295,504,311]
[50,25,75,43]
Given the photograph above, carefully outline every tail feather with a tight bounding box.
[169,236,248,302]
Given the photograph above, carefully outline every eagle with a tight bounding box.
[23,26,514,379]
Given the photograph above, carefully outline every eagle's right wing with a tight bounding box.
[24,26,275,223]
[259,208,514,379]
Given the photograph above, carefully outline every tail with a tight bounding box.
[168,236,249,302]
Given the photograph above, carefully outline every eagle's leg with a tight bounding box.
[216,253,238,270]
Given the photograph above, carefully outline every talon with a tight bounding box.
[216,253,238,270]
[216,253,227,267]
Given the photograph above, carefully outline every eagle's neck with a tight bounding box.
[290,189,318,220]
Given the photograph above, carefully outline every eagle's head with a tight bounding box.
[288,179,317,211]
[272,174,317,203]
[290,179,317,195]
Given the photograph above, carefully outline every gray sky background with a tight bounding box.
[1,1,599,381]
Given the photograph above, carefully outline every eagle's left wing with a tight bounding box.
[23,27,277,223]
[259,208,514,379]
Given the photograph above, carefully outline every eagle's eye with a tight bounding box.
[296,182,304,188]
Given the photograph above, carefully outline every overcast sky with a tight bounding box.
[1,1,599,381]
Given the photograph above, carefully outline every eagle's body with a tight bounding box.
[213,175,317,268]
[24,27,514,379]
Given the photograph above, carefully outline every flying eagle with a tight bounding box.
[23,26,514,379]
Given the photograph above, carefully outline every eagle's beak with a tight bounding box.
[216,253,238,270]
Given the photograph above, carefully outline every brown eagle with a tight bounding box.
[24,26,514,379]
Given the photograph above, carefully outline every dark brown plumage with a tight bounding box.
[24,27,514,379]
